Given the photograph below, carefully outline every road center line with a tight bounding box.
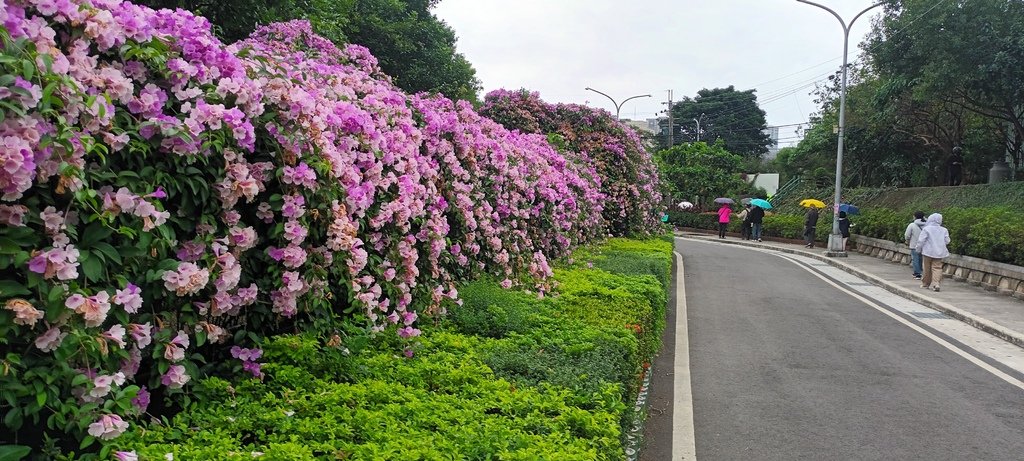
[672,249,697,460]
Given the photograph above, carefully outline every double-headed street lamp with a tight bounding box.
[693,113,706,142]
[584,87,652,120]
[797,0,884,256]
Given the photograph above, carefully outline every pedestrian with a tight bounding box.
[903,211,927,280]
[916,213,950,292]
[749,204,765,242]
[717,203,731,239]
[838,211,851,250]
[737,204,751,240]
[803,206,819,248]
[948,146,964,186]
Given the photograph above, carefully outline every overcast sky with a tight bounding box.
[434,0,885,149]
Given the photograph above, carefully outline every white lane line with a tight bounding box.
[672,249,697,460]
[777,252,1024,391]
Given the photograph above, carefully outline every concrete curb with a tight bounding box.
[676,232,1024,349]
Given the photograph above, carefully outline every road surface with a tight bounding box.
[641,237,1024,460]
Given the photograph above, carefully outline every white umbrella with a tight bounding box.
[678,201,694,209]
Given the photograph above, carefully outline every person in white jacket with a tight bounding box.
[916,213,951,292]
[903,211,927,279]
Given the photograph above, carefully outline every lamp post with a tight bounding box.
[693,113,706,142]
[796,0,884,256]
[584,87,652,120]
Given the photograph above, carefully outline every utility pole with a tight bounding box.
[664,90,674,147]
[797,0,884,257]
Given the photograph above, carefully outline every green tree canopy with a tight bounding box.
[138,0,482,103]
[657,141,762,208]
[668,86,772,159]
[865,0,1024,175]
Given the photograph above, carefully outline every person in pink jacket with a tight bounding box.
[717,204,732,239]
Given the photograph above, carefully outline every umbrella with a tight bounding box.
[714,197,735,204]
[839,203,860,215]
[800,199,826,209]
[750,198,772,209]
[740,197,753,205]
[678,201,694,210]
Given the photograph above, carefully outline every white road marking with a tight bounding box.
[671,249,697,460]
[775,252,1024,391]
[678,236,1024,391]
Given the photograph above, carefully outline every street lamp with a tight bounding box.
[584,87,652,120]
[693,113,706,142]
[796,0,884,256]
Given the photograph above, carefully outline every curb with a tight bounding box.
[675,232,1024,349]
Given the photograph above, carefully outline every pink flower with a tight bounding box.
[162,262,210,296]
[65,291,111,327]
[87,414,129,440]
[500,279,513,289]
[164,330,189,362]
[113,283,143,313]
[161,364,190,389]
[128,323,152,349]
[0,204,28,227]
[397,326,421,338]
[114,451,139,461]
[102,324,127,348]
[5,298,43,326]
[131,386,150,414]
[89,372,125,399]
[35,327,67,352]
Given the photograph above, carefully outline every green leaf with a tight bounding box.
[35,391,45,407]
[79,435,95,450]
[0,445,32,461]
[92,242,122,265]
[71,374,90,387]
[0,280,30,297]
[79,223,113,248]
[80,254,103,282]
[0,238,20,254]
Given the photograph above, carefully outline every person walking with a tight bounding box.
[737,204,751,240]
[717,203,732,239]
[803,207,819,248]
[903,211,927,280]
[837,211,851,250]
[916,213,951,292]
[749,204,765,242]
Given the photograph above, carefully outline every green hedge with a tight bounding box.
[855,206,1024,265]
[112,237,673,459]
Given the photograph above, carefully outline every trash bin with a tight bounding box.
[989,161,1010,184]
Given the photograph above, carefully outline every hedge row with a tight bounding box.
[107,237,673,460]
[0,0,659,451]
[671,206,1024,266]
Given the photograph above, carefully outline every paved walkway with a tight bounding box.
[676,231,1024,349]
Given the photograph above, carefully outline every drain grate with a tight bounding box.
[910,311,948,320]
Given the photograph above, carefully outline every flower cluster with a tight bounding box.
[0,0,660,447]
[481,89,664,236]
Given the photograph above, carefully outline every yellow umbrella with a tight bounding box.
[800,199,826,209]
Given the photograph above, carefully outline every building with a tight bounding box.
[763,126,780,160]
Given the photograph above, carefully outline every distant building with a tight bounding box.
[621,119,654,134]
[763,126,780,160]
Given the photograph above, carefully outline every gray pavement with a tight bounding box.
[667,238,1024,460]
[677,231,1024,349]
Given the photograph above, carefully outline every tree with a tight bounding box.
[866,0,1024,176]
[668,86,772,159]
[656,141,761,208]
[137,0,482,103]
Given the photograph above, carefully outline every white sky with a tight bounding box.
[434,0,885,149]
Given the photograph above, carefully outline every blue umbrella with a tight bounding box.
[839,203,860,215]
[750,198,772,209]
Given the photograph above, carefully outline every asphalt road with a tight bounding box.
[645,238,1024,460]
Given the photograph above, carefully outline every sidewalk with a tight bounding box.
[676,231,1024,349]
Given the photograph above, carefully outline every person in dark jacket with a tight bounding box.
[749,205,765,242]
[803,207,819,248]
[838,211,851,250]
